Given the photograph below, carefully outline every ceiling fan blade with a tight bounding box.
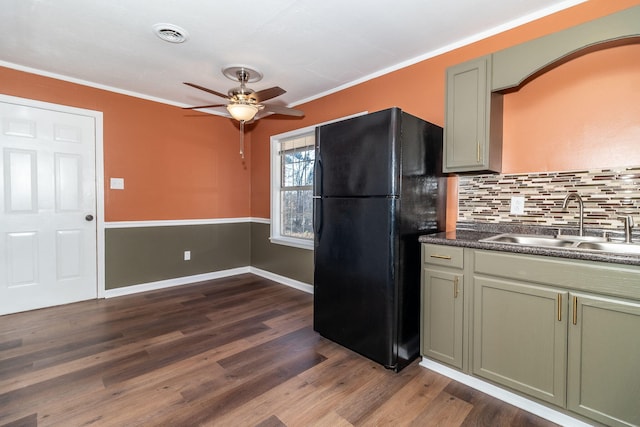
[182,104,227,110]
[183,82,229,99]
[251,110,269,121]
[250,86,286,103]
[262,104,304,117]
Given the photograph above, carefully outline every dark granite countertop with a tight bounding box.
[419,223,640,267]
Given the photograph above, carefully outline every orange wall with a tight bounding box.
[503,43,640,172]
[250,0,640,230]
[0,67,251,221]
[2,0,638,226]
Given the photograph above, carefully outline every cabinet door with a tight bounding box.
[444,55,501,173]
[421,268,463,368]
[567,293,640,427]
[473,276,567,406]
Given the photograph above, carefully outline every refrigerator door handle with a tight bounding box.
[313,197,322,236]
[313,153,323,196]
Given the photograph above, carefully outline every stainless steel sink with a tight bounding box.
[575,241,640,255]
[480,233,640,256]
[556,235,609,243]
[480,234,576,248]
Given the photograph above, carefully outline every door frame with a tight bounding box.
[0,93,106,299]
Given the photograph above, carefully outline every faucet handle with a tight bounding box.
[618,215,635,243]
[618,215,635,228]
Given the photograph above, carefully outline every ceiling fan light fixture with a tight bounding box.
[227,103,259,122]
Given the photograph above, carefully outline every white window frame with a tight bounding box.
[270,112,367,250]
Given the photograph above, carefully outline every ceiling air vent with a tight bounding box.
[153,23,189,43]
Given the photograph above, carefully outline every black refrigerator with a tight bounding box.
[313,107,446,372]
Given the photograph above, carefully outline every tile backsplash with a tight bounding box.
[458,166,640,232]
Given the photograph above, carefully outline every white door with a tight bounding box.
[0,98,97,315]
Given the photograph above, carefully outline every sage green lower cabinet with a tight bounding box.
[472,276,567,407]
[422,268,463,368]
[567,293,640,427]
[419,243,640,426]
[420,244,465,369]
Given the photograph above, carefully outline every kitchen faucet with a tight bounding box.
[618,215,634,243]
[562,193,584,236]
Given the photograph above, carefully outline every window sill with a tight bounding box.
[270,236,314,250]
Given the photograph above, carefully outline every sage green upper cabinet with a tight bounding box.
[567,292,640,427]
[492,5,640,91]
[442,5,640,174]
[443,56,503,173]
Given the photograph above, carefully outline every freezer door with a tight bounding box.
[313,197,398,368]
[314,108,399,197]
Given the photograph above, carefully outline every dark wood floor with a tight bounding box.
[0,274,559,426]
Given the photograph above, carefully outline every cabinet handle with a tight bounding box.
[454,277,459,298]
[430,254,452,260]
[572,296,578,325]
[557,294,562,321]
[476,140,481,163]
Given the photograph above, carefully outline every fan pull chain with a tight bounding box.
[239,120,245,159]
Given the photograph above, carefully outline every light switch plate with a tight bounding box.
[510,196,525,215]
[110,177,124,190]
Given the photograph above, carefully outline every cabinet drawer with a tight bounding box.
[423,244,464,269]
[473,250,640,300]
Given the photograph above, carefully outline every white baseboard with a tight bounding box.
[104,267,313,298]
[249,267,314,294]
[419,359,591,427]
[104,267,251,298]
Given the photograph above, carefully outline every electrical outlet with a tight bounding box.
[184,250,191,261]
[510,196,525,215]
[110,177,124,190]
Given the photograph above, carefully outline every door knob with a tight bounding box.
[85,214,94,221]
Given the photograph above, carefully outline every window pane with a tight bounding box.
[275,131,315,244]
[281,189,313,239]
[301,149,314,186]
[282,147,314,188]
[283,162,295,187]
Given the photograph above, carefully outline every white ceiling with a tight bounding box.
[1,0,585,116]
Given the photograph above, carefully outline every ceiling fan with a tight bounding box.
[183,66,304,158]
